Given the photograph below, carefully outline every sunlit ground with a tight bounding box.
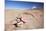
[5,9,44,31]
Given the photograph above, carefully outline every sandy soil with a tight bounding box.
[5,9,44,31]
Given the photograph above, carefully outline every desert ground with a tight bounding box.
[5,9,44,31]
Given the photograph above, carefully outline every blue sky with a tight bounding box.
[5,0,44,9]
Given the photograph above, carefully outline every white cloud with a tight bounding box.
[32,6,37,9]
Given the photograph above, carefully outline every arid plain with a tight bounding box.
[5,9,44,31]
